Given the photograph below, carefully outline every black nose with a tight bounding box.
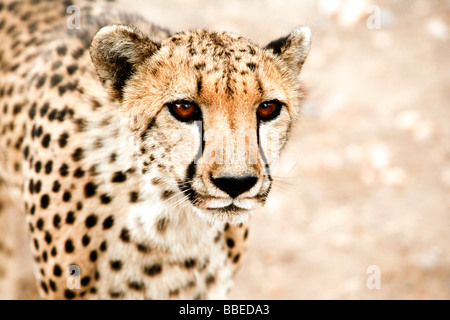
[211,175,258,198]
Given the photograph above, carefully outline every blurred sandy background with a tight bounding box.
[2,0,450,299]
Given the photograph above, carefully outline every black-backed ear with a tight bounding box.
[90,25,160,101]
[265,26,311,76]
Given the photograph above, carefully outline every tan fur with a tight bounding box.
[0,0,310,299]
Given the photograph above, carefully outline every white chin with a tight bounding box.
[192,206,253,225]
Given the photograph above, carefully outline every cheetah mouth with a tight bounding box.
[205,204,245,213]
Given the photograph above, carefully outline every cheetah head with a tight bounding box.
[90,25,310,224]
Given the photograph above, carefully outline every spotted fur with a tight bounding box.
[0,0,310,299]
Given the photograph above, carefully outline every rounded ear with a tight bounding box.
[90,25,160,101]
[265,26,311,76]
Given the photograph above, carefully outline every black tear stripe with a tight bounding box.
[177,121,204,205]
[257,121,272,181]
[178,161,197,204]
[194,120,204,164]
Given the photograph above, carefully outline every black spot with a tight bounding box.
[246,62,257,72]
[84,182,97,197]
[143,264,162,276]
[100,194,112,204]
[136,243,151,253]
[58,132,69,148]
[72,48,84,59]
[102,216,114,229]
[128,281,145,291]
[62,190,71,202]
[45,160,53,174]
[28,103,37,119]
[35,161,42,173]
[71,148,84,161]
[109,290,124,299]
[89,250,98,262]
[36,218,44,230]
[40,102,50,117]
[64,289,76,299]
[53,264,62,277]
[65,211,75,224]
[194,62,206,70]
[233,253,241,263]
[44,231,52,244]
[85,214,98,228]
[205,274,216,287]
[47,109,58,121]
[129,191,138,203]
[184,258,196,269]
[40,194,50,209]
[67,64,78,75]
[119,228,130,242]
[29,179,35,194]
[58,82,77,96]
[244,228,249,240]
[59,163,69,176]
[41,281,49,294]
[169,288,180,296]
[99,241,107,252]
[157,217,168,232]
[214,231,221,243]
[49,280,57,292]
[226,238,235,248]
[33,238,39,250]
[110,260,122,271]
[50,74,63,87]
[65,239,74,253]
[81,276,91,287]
[35,180,42,193]
[53,214,61,228]
[51,247,57,257]
[82,234,90,247]
[57,45,67,56]
[224,223,230,231]
[111,171,126,183]
[52,60,62,70]
[52,180,61,192]
[161,190,174,200]
[73,167,85,178]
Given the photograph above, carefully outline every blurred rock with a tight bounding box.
[414,246,443,270]
[372,31,393,49]
[367,142,390,170]
[426,18,449,41]
[413,120,433,143]
[381,167,407,187]
[441,169,450,187]
[396,111,421,131]
[321,92,349,118]
[318,0,342,16]
[338,0,368,27]
[345,144,365,164]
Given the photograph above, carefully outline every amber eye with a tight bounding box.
[257,100,283,121]
[168,101,201,122]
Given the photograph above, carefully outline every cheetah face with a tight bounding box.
[91,25,310,223]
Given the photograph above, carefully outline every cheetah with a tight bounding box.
[0,0,310,299]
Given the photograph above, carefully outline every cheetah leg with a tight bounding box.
[0,181,39,299]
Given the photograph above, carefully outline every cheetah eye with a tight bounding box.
[257,100,283,121]
[167,100,201,122]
